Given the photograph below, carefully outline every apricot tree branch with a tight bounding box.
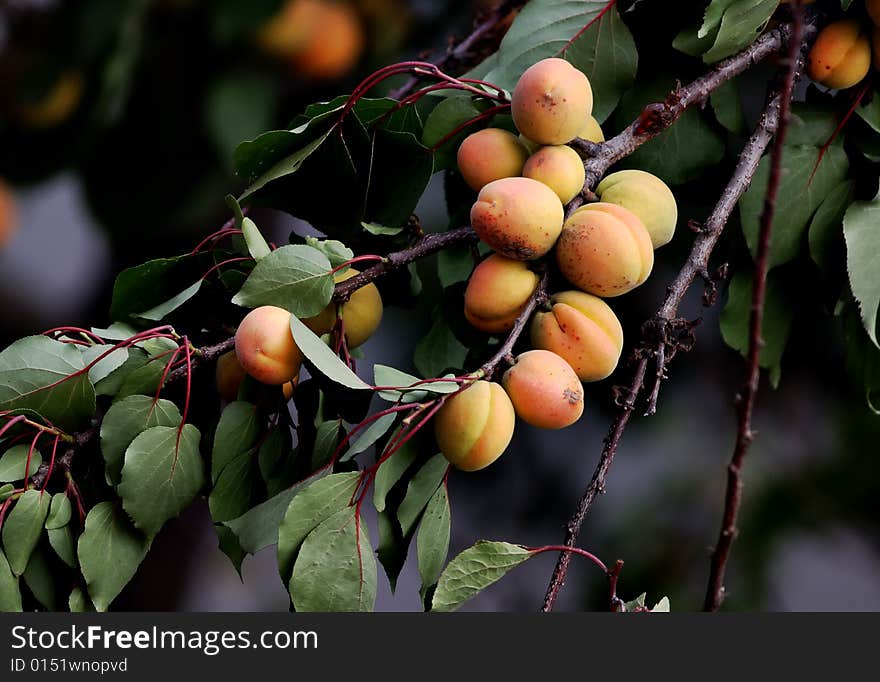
[702,1,806,613]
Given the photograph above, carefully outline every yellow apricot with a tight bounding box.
[235,306,303,385]
[303,268,383,348]
[595,170,678,249]
[471,177,564,260]
[18,71,83,129]
[556,203,653,297]
[457,128,528,192]
[290,0,364,80]
[464,254,540,334]
[501,350,583,429]
[530,291,623,382]
[0,181,17,248]
[807,20,871,90]
[434,381,515,471]
[256,0,320,58]
[522,145,586,204]
[512,58,593,145]
[579,114,605,143]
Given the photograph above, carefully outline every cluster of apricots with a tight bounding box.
[435,57,678,472]
[806,1,880,89]
[256,0,365,81]
[219,269,383,401]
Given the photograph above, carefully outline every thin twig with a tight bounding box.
[702,1,806,613]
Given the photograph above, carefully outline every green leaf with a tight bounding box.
[787,103,839,147]
[78,501,150,612]
[844,193,880,346]
[277,472,360,587]
[373,439,419,513]
[242,217,271,261]
[710,78,747,135]
[364,128,434,229]
[414,319,468,379]
[720,271,794,388]
[0,445,42,483]
[613,76,725,184]
[431,541,533,612]
[0,484,13,503]
[232,245,334,318]
[856,94,880,134]
[118,424,205,537]
[0,547,22,612]
[211,401,260,481]
[341,413,398,462]
[109,256,191,322]
[377,509,407,593]
[362,222,405,237]
[290,507,377,612]
[421,97,482,170]
[135,281,203,322]
[312,420,342,469]
[623,592,646,611]
[80,345,129,385]
[809,181,854,276]
[23,545,57,610]
[223,469,328,554]
[398,454,449,537]
[374,365,460,403]
[740,144,849,269]
[561,3,638,122]
[48,526,77,568]
[701,0,777,64]
[1,490,50,575]
[289,315,371,390]
[652,596,671,612]
[215,525,246,577]
[206,74,277,168]
[417,484,451,601]
[45,493,71,530]
[438,246,475,288]
[100,395,182,487]
[304,237,354,268]
[0,336,96,433]
[239,131,333,201]
[68,586,94,612]
[209,447,257,524]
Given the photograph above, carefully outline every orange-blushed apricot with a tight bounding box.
[434,380,515,471]
[522,145,586,204]
[303,268,383,348]
[556,203,653,297]
[806,20,871,90]
[471,177,564,260]
[290,0,364,80]
[464,254,540,334]
[512,58,593,145]
[501,350,583,429]
[457,128,528,192]
[530,291,623,382]
[595,170,678,249]
[235,305,304,385]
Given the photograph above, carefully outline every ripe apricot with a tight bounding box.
[457,128,528,192]
[0,181,17,248]
[290,1,364,80]
[18,71,83,129]
[522,145,586,204]
[595,170,677,249]
[579,115,605,143]
[464,254,539,334]
[530,291,623,382]
[235,306,303,385]
[303,269,383,348]
[512,58,593,145]
[806,20,871,90]
[434,381,515,471]
[471,177,564,260]
[556,203,653,297]
[256,0,320,58]
[501,350,583,429]
[216,351,295,401]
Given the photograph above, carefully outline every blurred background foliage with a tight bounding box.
[0,0,878,611]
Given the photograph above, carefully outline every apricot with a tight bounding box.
[464,254,539,334]
[530,291,623,382]
[216,351,295,401]
[512,58,593,145]
[235,306,303,385]
[501,350,583,429]
[806,20,871,90]
[434,380,515,471]
[0,181,16,248]
[290,1,364,80]
[18,71,83,129]
[303,269,382,348]
[556,203,653,297]
[522,145,586,204]
[256,0,320,58]
[595,170,678,249]
[579,115,605,143]
[457,128,528,192]
[471,177,564,260]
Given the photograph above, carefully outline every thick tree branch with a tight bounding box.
[702,3,806,613]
